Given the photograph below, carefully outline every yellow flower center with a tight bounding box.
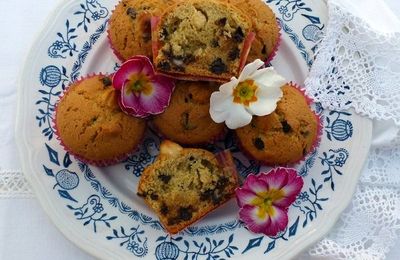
[251,189,284,219]
[232,79,258,106]
[125,73,153,96]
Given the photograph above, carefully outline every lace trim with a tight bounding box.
[0,170,34,198]
[305,3,400,124]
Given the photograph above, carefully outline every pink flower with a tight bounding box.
[236,167,303,236]
[113,55,175,118]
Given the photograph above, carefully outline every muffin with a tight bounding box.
[138,140,239,234]
[226,0,280,63]
[152,81,225,145]
[235,84,319,165]
[54,75,147,166]
[108,0,177,61]
[151,0,255,81]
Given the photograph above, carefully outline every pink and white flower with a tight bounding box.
[236,167,303,236]
[113,55,175,118]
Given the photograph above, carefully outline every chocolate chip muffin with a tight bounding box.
[152,0,254,81]
[55,75,147,166]
[108,0,177,61]
[138,140,238,234]
[152,81,225,145]
[226,0,280,63]
[235,84,319,165]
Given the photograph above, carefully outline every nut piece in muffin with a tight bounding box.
[108,0,178,61]
[138,140,239,234]
[235,84,319,165]
[151,0,255,81]
[152,81,226,145]
[55,75,147,166]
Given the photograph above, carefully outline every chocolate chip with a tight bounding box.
[178,207,192,221]
[216,176,229,189]
[211,39,219,48]
[162,49,173,59]
[126,7,137,19]
[233,27,244,42]
[183,54,195,64]
[158,174,171,184]
[228,48,240,61]
[137,192,146,198]
[210,58,227,75]
[101,77,112,87]
[181,112,196,130]
[216,17,227,26]
[189,156,195,161]
[173,65,185,72]
[254,137,265,150]
[160,203,169,215]
[184,93,193,103]
[261,45,267,55]
[200,189,214,201]
[281,120,292,133]
[150,193,159,200]
[157,61,171,71]
[160,27,169,40]
[300,130,310,137]
[201,159,214,172]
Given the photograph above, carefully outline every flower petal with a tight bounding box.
[210,93,252,129]
[258,169,288,191]
[137,79,174,115]
[239,205,270,234]
[241,174,269,194]
[121,83,141,109]
[219,77,239,95]
[264,205,288,236]
[247,85,283,116]
[238,59,265,82]
[113,59,145,90]
[252,67,286,89]
[239,205,288,236]
[236,187,259,208]
[274,169,304,207]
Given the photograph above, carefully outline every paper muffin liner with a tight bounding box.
[235,82,322,167]
[53,73,146,167]
[264,19,282,65]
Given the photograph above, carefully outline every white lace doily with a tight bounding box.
[305,0,400,259]
[305,1,400,125]
[0,170,33,198]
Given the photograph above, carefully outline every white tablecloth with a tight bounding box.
[1,0,400,259]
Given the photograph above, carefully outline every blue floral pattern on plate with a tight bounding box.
[17,0,369,259]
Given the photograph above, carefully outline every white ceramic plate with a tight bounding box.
[16,0,372,259]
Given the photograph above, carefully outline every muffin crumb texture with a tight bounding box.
[153,0,252,80]
[55,75,146,164]
[236,84,318,165]
[152,81,225,145]
[138,140,238,234]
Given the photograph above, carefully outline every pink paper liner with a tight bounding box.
[264,19,282,65]
[53,73,146,167]
[236,82,322,167]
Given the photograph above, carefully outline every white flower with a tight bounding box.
[209,59,286,129]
